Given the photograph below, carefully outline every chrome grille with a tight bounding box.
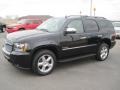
[4,39,13,52]
[5,44,12,52]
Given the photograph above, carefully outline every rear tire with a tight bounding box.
[96,43,109,61]
[32,50,56,76]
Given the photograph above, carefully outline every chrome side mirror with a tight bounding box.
[65,28,77,34]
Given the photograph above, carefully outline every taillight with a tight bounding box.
[111,32,116,40]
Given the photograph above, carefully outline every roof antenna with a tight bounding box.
[65,15,68,18]
[80,11,82,16]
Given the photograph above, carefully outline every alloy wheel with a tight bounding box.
[100,46,108,60]
[37,54,54,73]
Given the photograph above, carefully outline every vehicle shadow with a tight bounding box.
[14,56,97,76]
[9,64,36,76]
[55,56,97,72]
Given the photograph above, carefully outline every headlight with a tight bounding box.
[14,43,29,52]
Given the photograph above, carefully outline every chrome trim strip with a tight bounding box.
[62,44,97,51]
[80,37,87,39]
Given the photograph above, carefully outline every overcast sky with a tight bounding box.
[0,0,120,20]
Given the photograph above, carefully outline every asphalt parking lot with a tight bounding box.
[0,32,120,90]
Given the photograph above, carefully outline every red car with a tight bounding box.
[6,19,43,33]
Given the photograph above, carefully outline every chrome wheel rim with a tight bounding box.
[100,46,108,60]
[37,54,54,73]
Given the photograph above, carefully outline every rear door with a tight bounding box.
[82,19,100,53]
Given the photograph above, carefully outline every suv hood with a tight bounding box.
[7,30,49,42]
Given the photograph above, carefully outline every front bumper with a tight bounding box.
[2,47,32,69]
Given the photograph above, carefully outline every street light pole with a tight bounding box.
[90,0,93,16]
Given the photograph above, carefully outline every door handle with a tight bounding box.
[80,37,87,39]
[98,35,103,37]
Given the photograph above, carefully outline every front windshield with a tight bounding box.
[17,19,27,24]
[112,22,120,27]
[36,18,65,32]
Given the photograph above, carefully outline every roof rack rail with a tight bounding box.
[88,16,106,19]
[65,15,88,18]
[65,15,106,19]
[95,16,106,19]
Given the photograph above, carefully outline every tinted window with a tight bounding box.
[67,20,84,33]
[83,19,99,33]
[97,20,114,31]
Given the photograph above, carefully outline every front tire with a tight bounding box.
[32,50,56,76]
[96,43,109,61]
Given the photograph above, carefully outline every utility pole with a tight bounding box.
[90,0,93,16]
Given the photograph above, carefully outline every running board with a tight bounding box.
[58,54,96,63]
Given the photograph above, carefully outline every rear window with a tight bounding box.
[83,19,99,33]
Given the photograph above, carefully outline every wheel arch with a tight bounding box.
[101,38,111,48]
[19,28,25,30]
[30,45,59,63]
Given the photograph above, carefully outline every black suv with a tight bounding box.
[2,16,116,75]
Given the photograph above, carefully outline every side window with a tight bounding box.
[33,20,39,24]
[97,20,114,31]
[83,19,99,33]
[67,20,84,33]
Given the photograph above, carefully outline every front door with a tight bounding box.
[60,19,88,59]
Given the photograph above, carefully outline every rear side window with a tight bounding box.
[97,20,114,31]
[83,19,99,33]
